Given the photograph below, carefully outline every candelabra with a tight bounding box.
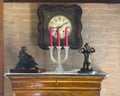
[49,46,69,73]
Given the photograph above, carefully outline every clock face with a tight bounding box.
[48,15,72,39]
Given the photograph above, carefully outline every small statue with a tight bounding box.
[16,46,39,70]
[78,43,95,73]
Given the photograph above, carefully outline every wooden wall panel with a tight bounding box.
[0,0,4,96]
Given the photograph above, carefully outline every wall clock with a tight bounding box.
[38,4,83,50]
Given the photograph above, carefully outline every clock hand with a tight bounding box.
[58,22,69,28]
[50,22,69,29]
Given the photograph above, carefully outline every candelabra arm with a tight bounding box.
[56,46,62,62]
[48,46,57,63]
[61,46,69,64]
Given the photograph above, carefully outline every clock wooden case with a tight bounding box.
[38,5,83,50]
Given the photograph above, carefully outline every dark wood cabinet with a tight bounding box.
[6,73,106,96]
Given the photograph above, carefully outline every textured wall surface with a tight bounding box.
[0,1,4,96]
[4,3,120,96]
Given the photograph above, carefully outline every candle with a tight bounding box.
[56,27,60,46]
[65,27,68,46]
[49,27,53,46]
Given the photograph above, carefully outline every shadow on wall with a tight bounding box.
[30,3,49,70]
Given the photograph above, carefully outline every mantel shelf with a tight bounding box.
[5,71,108,78]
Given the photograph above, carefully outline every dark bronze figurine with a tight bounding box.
[16,46,39,70]
[78,43,95,73]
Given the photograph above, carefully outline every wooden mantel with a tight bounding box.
[5,72,107,96]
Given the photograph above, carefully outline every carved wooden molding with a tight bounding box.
[3,0,120,3]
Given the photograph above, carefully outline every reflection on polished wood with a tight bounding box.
[6,73,106,96]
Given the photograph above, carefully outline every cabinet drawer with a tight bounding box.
[12,80,100,90]
[14,90,99,96]
[12,76,101,91]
